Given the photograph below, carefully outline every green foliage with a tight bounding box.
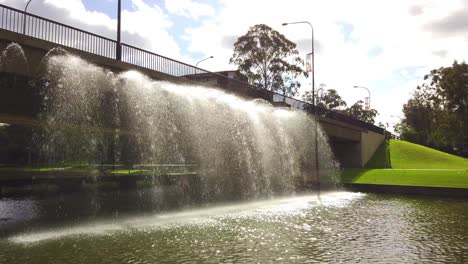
[302,88,347,110]
[230,24,306,97]
[400,61,468,156]
[302,88,377,125]
[343,100,378,124]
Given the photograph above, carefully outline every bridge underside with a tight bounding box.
[324,115,387,167]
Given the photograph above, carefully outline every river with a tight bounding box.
[1,190,467,263]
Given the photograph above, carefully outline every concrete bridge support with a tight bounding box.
[320,117,384,168]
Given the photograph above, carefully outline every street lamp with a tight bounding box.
[282,21,320,189]
[353,85,371,110]
[116,0,122,60]
[195,56,214,67]
[22,0,33,34]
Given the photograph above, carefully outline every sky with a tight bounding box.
[2,0,468,131]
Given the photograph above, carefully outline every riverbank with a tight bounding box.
[340,168,468,188]
[340,139,468,196]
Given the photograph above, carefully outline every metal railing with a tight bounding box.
[121,44,208,76]
[0,4,208,75]
[0,3,384,134]
[0,4,116,58]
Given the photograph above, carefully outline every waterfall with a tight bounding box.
[0,42,30,75]
[36,53,338,201]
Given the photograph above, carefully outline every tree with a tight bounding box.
[320,89,347,110]
[344,100,378,124]
[302,89,347,110]
[230,24,306,97]
[428,61,468,155]
[401,90,435,145]
[399,61,468,155]
[400,89,459,152]
[302,89,348,116]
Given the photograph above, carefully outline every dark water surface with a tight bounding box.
[0,191,467,263]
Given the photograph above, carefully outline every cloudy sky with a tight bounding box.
[2,0,468,130]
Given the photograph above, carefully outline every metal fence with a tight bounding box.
[121,44,208,77]
[0,5,116,58]
[0,3,384,134]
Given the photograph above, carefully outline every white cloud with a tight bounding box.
[183,0,468,130]
[4,0,190,62]
[164,0,215,20]
[44,0,115,30]
[119,0,185,60]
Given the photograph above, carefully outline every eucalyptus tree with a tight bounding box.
[230,24,307,97]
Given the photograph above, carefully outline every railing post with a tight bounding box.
[116,0,122,60]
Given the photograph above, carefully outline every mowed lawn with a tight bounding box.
[340,140,468,188]
[341,169,468,188]
[390,140,468,169]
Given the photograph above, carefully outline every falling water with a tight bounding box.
[36,53,338,201]
[0,42,29,75]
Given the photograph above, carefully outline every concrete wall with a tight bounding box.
[326,125,385,168]
[360,130,385,167]
[319,116,362,142]
[329,140,362,168]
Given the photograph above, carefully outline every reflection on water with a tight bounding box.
[0,191,467,263]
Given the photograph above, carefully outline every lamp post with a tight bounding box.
[353,85,371,110]
[196,56,214,67]
[22,0,33,34]
[282,21,320,189]
[116,0,122,61]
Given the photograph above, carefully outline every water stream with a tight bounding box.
[36,52,338,201]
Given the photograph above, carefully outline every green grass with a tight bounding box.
[341,168,468,188]
[111,170,144,175]
[365,140,468,169]
[365,141,390,168]
[390,140,468,169]
[0,166,198,179]
[343,139,468,188]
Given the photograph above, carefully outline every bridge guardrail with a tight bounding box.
[0,3,384,135]
[0,4,116,58]
[121,44,209,77]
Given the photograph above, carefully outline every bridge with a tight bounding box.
[0,4,384,168]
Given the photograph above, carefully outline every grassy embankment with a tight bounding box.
[341,140,468,188]
[0,163,199,179]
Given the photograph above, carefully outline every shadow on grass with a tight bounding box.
[340,168,371,183]
[365,141,391,168]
